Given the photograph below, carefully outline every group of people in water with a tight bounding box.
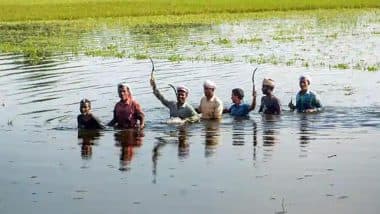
[78,74,322,129]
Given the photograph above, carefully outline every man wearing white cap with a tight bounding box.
[258,78,281,115]
[197,80,223,120]
[150,77,199,123]
[289,75,322,113]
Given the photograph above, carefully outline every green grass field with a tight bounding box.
[0,0,379,22]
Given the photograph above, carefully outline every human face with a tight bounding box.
[299,78,309,92]
[118,86,130,102]
[177,91,188,105]
[80,102,91,115]
[231,93,241,104]
[203,86,215,99]
[262,85,273,95]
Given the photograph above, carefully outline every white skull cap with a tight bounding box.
[203,80,216,89]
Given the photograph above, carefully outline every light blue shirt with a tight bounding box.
[229,103,250,117]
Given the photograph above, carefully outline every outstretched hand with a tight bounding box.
[288,100,295,110]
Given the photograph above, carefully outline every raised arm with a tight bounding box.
[248,90,257,111]
[150,77,171,108]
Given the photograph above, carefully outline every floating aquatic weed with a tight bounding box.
[286,60,295,66]
[190,40,209,46]
[84,45,126,58]
[236,37,263,44]
[367,65,379,72]
[131,53,149,60]
[209,55,234,63]
[333,63,350,69]
[213,37,231,46]
[325,32,339,39]
[168,54,184,62]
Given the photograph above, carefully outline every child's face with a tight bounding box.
[80,102,91,115]
[231,93,240,104]
[299,79,309,91]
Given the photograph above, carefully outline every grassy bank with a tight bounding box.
[0,0,379,22]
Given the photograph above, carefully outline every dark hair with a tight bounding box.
[232,88,244,100]
[80,99,91,112]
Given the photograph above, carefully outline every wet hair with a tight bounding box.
[79,98,91,112]
[232,88,244,100]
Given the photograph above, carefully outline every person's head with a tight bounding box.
[176,85,189,105]
[262,78,275,95]
[203,80,216,99]
[118,83,132,102]
[79,98,91,115]
[231,88,244,104]
[299,75,311,92]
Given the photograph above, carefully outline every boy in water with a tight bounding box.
[224,88,256,117]
[108,83,145,129]
[77,99,105,129]
[258,78,281,115]
[289,75,322,113]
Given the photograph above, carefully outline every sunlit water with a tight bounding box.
[1,11,380,214]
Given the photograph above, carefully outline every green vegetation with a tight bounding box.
[333,63,350,69]
[367,65,379,72]
[0,0,379,22]
[237,37,263,44]
[0,1,378,71]
[213,38,231,46]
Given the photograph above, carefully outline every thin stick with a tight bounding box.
[252,67,258,88]
[168,84,178,97]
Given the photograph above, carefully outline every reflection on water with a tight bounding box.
[204,120,220,157]
[114,129,144,171]
[262,114,280,146]
[232,118,247,146]
[77,129,102,159]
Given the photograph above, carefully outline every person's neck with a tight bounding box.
[177,102,185,107]
[234,100,242,105]
[206,95,214,101]
[121,98,131,104]
[82,112,91,118]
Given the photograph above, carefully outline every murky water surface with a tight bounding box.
[1,10,380,214]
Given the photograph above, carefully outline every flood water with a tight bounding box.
[1,10,380,214]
